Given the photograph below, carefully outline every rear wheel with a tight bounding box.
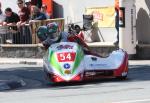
[116,61,128,80]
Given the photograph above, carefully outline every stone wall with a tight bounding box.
[0,44,116,58]
[0,45,45,58]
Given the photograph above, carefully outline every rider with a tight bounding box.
[37,22,90,53]
[37,22,68,48]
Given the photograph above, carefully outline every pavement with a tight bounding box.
[0,58,42,91]
[0,58,150,91]
[0,58,43,65]
[0,58,150,65]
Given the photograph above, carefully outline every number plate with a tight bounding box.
[57,52,76,62]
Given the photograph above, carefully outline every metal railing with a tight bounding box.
[0,18,64,45]
[0,25,31,44]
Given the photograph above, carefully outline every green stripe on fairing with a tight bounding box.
[49,51,64,75]
[72,45,84,74]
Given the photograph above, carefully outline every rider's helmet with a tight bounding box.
[47,22,60,40]
[47,22,58,34]
[37,26,47,41]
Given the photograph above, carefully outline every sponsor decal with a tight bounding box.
[63,63,71,69]
[57,45,74,50]
[90,64,107,67]
[64,70,71,74]
[85,72,96,76]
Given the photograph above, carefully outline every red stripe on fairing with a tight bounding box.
[48,73,82,83]
[47,73,64,82]
[71,74,82,81]
[114,52,128,76]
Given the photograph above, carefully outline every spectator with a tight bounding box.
[3,8,20,26]
[0,2,6,25]
[16,0,31,44]
[30,0,42,8]
[17,0,30,26]
[30,5,47,20]
[114,0,119,45]
[25,1,32,14]
[2,8,20,44]
[41,4,50,19]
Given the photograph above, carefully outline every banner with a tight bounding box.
[85,6,115,27]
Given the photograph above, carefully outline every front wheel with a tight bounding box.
[116,76,127,80]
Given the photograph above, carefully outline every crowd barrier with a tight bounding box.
[0,18,64,44]
[30,18,64,44]
[0,24,32,44]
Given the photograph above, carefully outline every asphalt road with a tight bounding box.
[0,63,150,103]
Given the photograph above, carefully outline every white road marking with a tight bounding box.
[113,99,150,103]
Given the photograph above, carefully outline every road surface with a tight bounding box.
[0,62,150,103]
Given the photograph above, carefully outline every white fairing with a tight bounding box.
[43,42,85,81]
[84,49,126,70]
[43,42,127,81]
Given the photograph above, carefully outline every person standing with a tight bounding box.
[114,0,119,45]
[25,1,32,14]
[17,0,30,26]
[41,4,50,19]
[16,0,31,44]
[2,8,20,44]
[30,5,47,20]
[3,8,20,26]
[30,0,42,8]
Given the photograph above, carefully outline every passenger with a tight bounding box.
[0,2,5,25]
[30,5,47,20]
[37,22,63,48]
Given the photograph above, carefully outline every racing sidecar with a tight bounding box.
[43,41,128,83]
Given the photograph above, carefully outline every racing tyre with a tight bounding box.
[116,76,127,80]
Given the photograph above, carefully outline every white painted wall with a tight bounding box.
[0,0,19,13]
[53,0,114,23]
[53,0,116,42]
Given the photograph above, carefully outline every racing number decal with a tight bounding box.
[57,52,76,62]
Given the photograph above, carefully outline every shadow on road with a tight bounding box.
[128,65,150,81]
[0,65,150,91]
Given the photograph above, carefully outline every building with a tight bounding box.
[1,0,150,44]
[53,0,150,45]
